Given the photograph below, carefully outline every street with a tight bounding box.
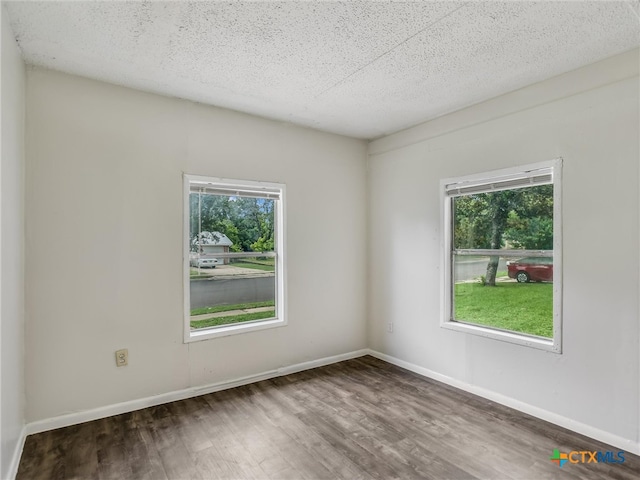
[455,258,508,282]
[190,275,275,309]
[190,258,506,309]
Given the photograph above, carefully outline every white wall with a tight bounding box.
[24,68,367,422]
[368,49,639,451]
[17,33,640,459]
[0,5,26,478]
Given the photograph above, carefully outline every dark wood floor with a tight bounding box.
[17,356,640,479]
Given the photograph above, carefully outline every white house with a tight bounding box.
[193,231,233,254]
[192,231,233,265]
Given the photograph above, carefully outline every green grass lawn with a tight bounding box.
[190,309,275,329]
[454,282,553,338]
[189,268,211,278]
[191,300,275,316]
[190,300,276,330]
[231,261,275,272]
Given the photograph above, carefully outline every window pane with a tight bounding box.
[189,191,277,331]
[190,193,275,253]
[453,184,553,250]
[453,255,553,338]
[450,183,554,338]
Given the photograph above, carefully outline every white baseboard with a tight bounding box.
[25,349,369,436]
[21,347,639,464]
[6,426,27,480]
[366,349,640,456]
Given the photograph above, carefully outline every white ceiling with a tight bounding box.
[5,1,640,139]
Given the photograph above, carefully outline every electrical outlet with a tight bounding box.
[387,322,393,333]
[115,349,128,367]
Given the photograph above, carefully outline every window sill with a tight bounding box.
[185,317,286,343]
[441,320,561,353]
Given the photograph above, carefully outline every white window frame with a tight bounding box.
[184,174,287,343]
[440,159,562,353]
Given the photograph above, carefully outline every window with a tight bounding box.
[441,159,562,352]
[184,175,286,342]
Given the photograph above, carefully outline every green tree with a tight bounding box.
[251,236,275,252]
[483,190,520,286]
[453,195,492,249]
[453,184,553,286]
[190,193,275,253]
[504,185,553,250]
[190,194,238,250]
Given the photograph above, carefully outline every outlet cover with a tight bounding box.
[115,349,128,367]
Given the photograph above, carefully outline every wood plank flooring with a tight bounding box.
[17,356,640,479]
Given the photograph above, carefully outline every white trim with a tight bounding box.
[25,349,369,436]
[440,158,563,353]
[444,166,552,197]
[183,174,191,342]
[551,159,563,350]
[441,321,556,350]
[186,174,284,196]
[6,426,27,480]
[440,159,558,196]
[188,317,286,341]
[20,349,639,461]
[366,349,640,456]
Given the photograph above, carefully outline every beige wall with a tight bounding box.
[367,49,639,450]
[25,68,367,422]
[1,5,26,478]
[17,39,640,456]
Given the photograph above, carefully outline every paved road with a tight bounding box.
[190,275,275,309]
[455,258,508,282]
[190,260,505,308]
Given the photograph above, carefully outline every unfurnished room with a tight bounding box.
[1,1,639,479]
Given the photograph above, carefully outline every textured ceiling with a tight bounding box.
[5,1,640,139]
